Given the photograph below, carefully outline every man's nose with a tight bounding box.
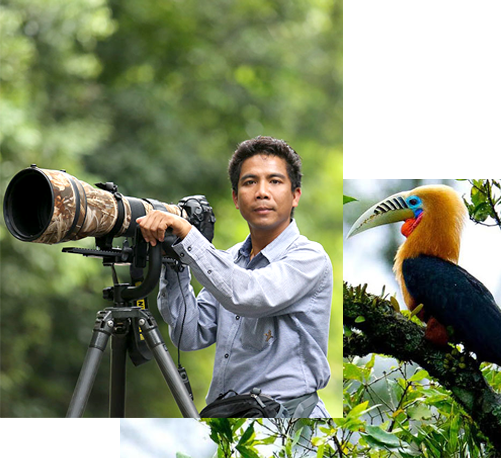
[256,181,270,199]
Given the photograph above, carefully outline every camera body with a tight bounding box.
[178,195,216,243]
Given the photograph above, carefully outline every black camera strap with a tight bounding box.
[174,266,194,400]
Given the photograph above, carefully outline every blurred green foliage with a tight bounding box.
[1,0,342,417]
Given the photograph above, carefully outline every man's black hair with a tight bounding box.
[228,136,302,193]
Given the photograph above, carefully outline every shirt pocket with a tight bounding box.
[240,316,277,352]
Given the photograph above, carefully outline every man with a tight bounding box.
[137,136,332,417]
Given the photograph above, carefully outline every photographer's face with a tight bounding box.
[232,154,301,237]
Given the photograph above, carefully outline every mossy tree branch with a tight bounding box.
[343,281,501,452]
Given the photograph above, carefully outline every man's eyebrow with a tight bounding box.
[268,173,287,179]
[239,173,257,182]
[239,172,287,182]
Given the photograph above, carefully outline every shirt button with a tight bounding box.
[187,246,192,251]
[207,270,212,274]
[224,353,229,358]
[180,253,185,257]
[236,316,240,320]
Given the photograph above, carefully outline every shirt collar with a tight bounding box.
[237,219,301,262]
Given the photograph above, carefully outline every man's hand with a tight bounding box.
[136,210,192,246]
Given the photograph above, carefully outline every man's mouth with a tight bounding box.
[254,207,273,214]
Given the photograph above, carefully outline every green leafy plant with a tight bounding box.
[341,356,500,457]
[199,418,340,458]
[459,179,501,228]
[343,195,358,205]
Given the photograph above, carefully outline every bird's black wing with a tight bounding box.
[402,255,501,365]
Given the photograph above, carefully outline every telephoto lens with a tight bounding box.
[3,165,184,244]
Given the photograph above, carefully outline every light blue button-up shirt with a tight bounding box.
[157,220,333,417]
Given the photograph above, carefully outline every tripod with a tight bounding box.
[64,237,199,418]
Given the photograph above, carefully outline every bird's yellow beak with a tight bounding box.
[347,191,415,238]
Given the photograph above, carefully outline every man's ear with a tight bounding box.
[292,187,302,208]
[232,189,239,209]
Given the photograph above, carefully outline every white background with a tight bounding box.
[344,0,501,178]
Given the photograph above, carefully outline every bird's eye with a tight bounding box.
[407,196,421,207]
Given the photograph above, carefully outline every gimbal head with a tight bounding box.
[62,228,162,303]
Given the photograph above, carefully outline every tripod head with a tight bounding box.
[63,229,163,302]
[63,230,166,367]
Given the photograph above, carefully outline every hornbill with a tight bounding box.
[347,184,501,366]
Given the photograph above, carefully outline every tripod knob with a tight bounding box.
[103,287,114,301]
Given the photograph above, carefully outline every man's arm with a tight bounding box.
[138,210,331,319]
[174,228,332,319]
[158,264,218,351]
[138,211,218,350]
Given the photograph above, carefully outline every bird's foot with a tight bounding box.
[424,317,449,347]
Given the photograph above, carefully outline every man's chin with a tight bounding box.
[247,216,290,232]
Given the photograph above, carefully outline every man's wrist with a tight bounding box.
[175,219,192,240]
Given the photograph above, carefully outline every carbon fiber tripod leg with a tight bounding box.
[66,310,113,418]
[138,311,199,418]
[109,329,128,417]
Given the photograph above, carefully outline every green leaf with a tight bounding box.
[410,303,424,318]
[316,443,325,458]
[231,418,247,433]
[209,429,220,445]
[365,353,376,370]
[176,453,192,458]
[236,445,261,458]
[237,422,255,447]
[408,404,432,420]
[291,426,304,448]
[343,195,358,205]
[354,315,366,323]
[254,435,277,445]
[285,434,295,457]
[348,400,369,417]
[409,369,429,382]
[346,400,381,420]
[471,186,486,206]
[210,418,233,443]
[448,414,460,452]
[390,295,400,312]
[343,363,364,382]
[473,202,492,222]
[362,425,401,448]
